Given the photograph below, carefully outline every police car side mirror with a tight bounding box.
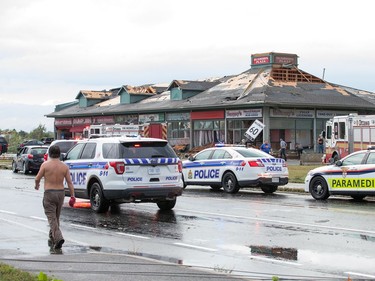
[188,155,195,161]
[60,153,67,161]
[335,160,343,167]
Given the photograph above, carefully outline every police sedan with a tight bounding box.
[305,148,375,200]
[182,145,288,194]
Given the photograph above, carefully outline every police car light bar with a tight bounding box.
[215,143,246,147]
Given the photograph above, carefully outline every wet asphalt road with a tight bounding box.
[0,169,375,280]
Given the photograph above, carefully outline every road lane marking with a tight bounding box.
[345,272,375,279]
[249,255,302,266]
[174,242,217,252]
[70,223,96,230]
[116,232,150,240]
[0,217,47,234]
[30,216,47,221]
[178,208,375,235]
[70,223,150,240]
[0,210,17,215]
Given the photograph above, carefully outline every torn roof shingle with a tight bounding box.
[75,90,115,100]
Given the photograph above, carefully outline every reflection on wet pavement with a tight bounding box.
[62,244,183,265]
[249,245,298,260]
[62,206,182,239]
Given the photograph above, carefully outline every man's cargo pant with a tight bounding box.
[43,189,65,244]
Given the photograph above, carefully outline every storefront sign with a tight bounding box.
[226,109,262,118]
[316,110,355,118]
[166,112,190,121]
[92,116,114,124]
[55,118,72,126]
[191,110,224,120]
[274,55,297,65]
[73,117,92,125]
[271,108,314,118]
[114,114,138,124]
[252,56,270,65]
[139,113,165,123]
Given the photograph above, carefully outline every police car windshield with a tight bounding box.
[55,141,78,153]
[233,148,272,158]
[102,141,177,159]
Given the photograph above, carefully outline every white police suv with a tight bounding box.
[182,145,288,193]
[305,148,375,200]
[63,136,183,212]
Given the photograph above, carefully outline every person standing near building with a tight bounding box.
[35,145,76,251]
[280,138,287,161]
[317,135,324,153]
[260,140,272,154]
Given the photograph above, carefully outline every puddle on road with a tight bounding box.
[248,244,375,273]
[249,245,298,261]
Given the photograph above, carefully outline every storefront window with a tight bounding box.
[270,118,313,150]
[193,120,225,147]
[167,121,190,139]
[226,120,262,145]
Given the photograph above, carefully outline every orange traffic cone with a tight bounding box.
[73,201,91,208]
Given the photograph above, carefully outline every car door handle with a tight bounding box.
[88,163,92,167]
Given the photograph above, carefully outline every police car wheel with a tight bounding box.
[90,182,110,213]
[210,185,222,191]
[310,176,330,200]
[12,161,18,173]
[157,199,176,211]
[222,172,240,194]
[261,185,278,193]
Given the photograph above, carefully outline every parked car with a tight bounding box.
[12,145,49,174]
[182,144,289,193]
[41,137,54,145]
[18,139,44,151]
[305,147,375,200]
[44,139,83,161]
[0,136,8,155]
[63,136,183,213]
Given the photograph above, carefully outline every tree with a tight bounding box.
[28,124,47,140]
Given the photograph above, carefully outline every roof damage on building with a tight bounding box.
[47,52,375,119]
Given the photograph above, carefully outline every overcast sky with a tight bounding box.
[0,0,374,132]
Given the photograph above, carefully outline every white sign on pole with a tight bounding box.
[244,119,265,140]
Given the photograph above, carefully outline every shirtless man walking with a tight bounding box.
[35,145,76,250]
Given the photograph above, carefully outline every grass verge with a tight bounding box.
[0,263,61,281]
[288,165,321,183]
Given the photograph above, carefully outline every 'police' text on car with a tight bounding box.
[182,144,288,193]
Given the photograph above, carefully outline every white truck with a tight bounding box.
[325,113,375,162]
[82,124,143,139]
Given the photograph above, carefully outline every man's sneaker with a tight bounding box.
[54,239,65,249]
